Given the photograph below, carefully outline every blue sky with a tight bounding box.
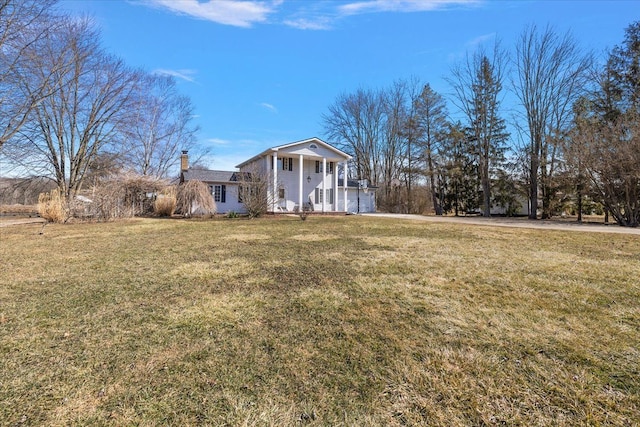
[60,0,638,172]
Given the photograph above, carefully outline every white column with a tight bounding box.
[333,160,338,211]
[322,157,327,213]
[298,154,304,211]
[272,153,278,213]
[343,161,348,212]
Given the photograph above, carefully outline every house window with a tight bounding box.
[278,188,285,199]
[315,160,322,174]
[310,143,318,149]
[328,162,334,174]
[314,188,333,204]
[282,157,293,171]
[213,184,226,203]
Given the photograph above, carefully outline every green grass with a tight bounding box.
[1,216,639,426]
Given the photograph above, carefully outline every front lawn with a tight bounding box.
[1,216,638,425]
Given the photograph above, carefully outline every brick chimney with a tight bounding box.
[180,150,189,172]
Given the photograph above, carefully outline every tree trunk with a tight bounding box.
[576,182,583,223]
[529,144,539,220]
[481,153,491,217]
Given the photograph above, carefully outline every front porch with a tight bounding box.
[236,138,352,214]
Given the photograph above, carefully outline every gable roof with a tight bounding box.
[235,137,351,169]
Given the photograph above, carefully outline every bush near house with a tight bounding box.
[153,186,177,217]
[176,179,216,216]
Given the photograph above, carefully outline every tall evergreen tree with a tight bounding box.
[449,45,509,217]
[413,84,448,215]
[440,122,479,216]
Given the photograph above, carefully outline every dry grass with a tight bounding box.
[154,187,177,217]
[37,188,67,223]
[1,216,639,425]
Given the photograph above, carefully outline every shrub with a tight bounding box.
[299,204,310,221]
[226,211,239,219]
[89,174,167,221]
[176,180,216,216]
[38,188,68,223]
[154,187,177,217]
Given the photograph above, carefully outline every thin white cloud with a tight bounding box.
[446,32,497,62]
[284,18,332,31]
[282,0,480,31]
[260,102,278,113]
[466,32,496,48]
[338,0,480,15]
[142,0,480,31]
[144,0,278,28]
[207,138,231,146]
[152,68,197,83]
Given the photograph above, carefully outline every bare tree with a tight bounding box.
[573,109,640,226]
[569,22,640,227]
[237,163,273,218]
[324,88,385,186]
[0,0,59,149]
[381,78,424,213]
[15,17,140,199]
[513,25,592,219]
[324,79,422,212]
[448,42,509,217]
[123,74,199,179]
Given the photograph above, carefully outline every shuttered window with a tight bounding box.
[214,185,226,203]
[281,157,293,171]
[314,189,333,205]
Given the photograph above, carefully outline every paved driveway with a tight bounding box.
[362,213,640,236]
[0,217,46,227]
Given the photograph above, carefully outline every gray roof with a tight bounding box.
[182,169,240,183]
[338,178,378,189]
[235,137,351,169]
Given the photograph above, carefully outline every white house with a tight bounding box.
[180,137,376,214]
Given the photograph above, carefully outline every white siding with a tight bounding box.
[342,188,376,213]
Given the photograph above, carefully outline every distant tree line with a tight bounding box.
[0,0,199,203]
[324,22,640,226]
